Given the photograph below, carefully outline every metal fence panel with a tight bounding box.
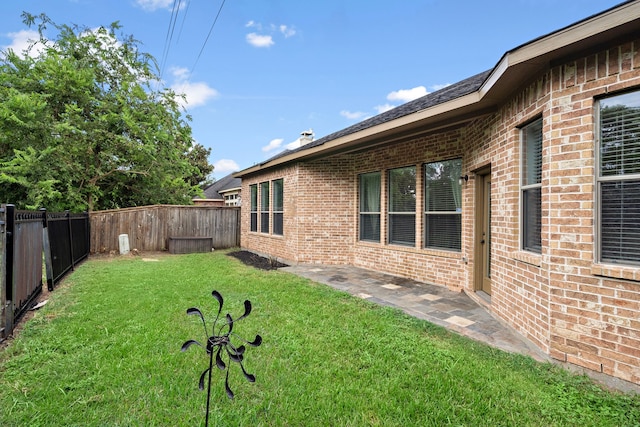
[12,210,44,324]
[0,206,89,339]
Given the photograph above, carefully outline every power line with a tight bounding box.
[159,0,182,81]
[190,0,226,75]
[176,0,192,43]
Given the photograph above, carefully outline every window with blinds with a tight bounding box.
[359,172,381,242]
[260,181,269,234]
[388,166,416,246]
[272,179,283,236]
[598,90,640,265]
[521,118,542,253]
[424,159,462,251]
[250,184,258,232]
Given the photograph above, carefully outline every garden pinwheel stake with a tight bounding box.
[182,290,262,425]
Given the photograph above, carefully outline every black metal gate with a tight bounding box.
[1,205,90,338]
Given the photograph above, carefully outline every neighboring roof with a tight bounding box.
[197,173,242,201]
[235,0,640,178]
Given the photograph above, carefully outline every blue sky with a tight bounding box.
[0,0,624,180]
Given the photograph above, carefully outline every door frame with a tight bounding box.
[474,166,491,294]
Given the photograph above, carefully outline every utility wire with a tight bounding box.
[176,0,192,43]
[159,0,182,81]
[190,0,226,76]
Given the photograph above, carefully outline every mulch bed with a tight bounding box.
[227,250,288,270]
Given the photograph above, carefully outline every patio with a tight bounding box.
[283,264,548,362]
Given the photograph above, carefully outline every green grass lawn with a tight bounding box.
[1,251,638,426]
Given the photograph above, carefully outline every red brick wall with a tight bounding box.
[543,41,640,383]
[241,37,640,385]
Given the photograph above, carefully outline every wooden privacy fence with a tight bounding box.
[0,205,90,339]
[90,205,240,253]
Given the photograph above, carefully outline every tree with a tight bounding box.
[0,13,214,211]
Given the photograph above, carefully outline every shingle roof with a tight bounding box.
[261,69,492,165]
[200,173,242,200]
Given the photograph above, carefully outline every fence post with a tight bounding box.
[236,207,241,247]
[84,211,90,259]
[41,208,54,292]
[66,210,76,270]
[0,205,6,338]
[2,205,15,338]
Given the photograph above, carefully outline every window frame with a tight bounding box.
[358,172,381,243]
[596,90,640,266]
[249,184,258,232]
[272,179,284,236]
[520,117,543,254]
[387,166,417,247]
[259,181,270,234]
[423,158,463,252]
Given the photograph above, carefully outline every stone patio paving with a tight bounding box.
[282,264,549,362]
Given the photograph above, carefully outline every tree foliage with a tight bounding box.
[0,13,213,211]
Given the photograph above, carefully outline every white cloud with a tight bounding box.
[375,104,396,114]
[170,67,218,109]
[135,0,174,11]
[246,33,274,48]
[340,110,367,120]
[279,25,296,38]
[2,30,44,58]
[387,86,428,103]
[245,21,296,47]
[171,66,189,80]
[262,138,284,152]
[214,159,240,174]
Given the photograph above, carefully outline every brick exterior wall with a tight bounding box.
[241,37,640,385]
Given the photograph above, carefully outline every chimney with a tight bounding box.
[300,129,314,144]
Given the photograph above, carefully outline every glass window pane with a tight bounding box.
[359,172,381,242]
[600,180,640,265]
[425,160,462,212]
[425,214,461,251]
[388,167,416,245]
[389,214,416,246]
[273,179,283,211]
[360,172,381,212]
[389,167,416,213]
[260,182,269,233]
[523,187,542,253]
[360,214,380,242]
[424,159,462,251]
[250,185,257,210]
[523,119,543,186]
[600,91,640,177]
[521,119,542,254]
[250,185,258,232]
[272,179,283,236]
[273,213,283,235]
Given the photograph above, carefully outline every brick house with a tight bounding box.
[193,173,241,207]
[235,1,640,386]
